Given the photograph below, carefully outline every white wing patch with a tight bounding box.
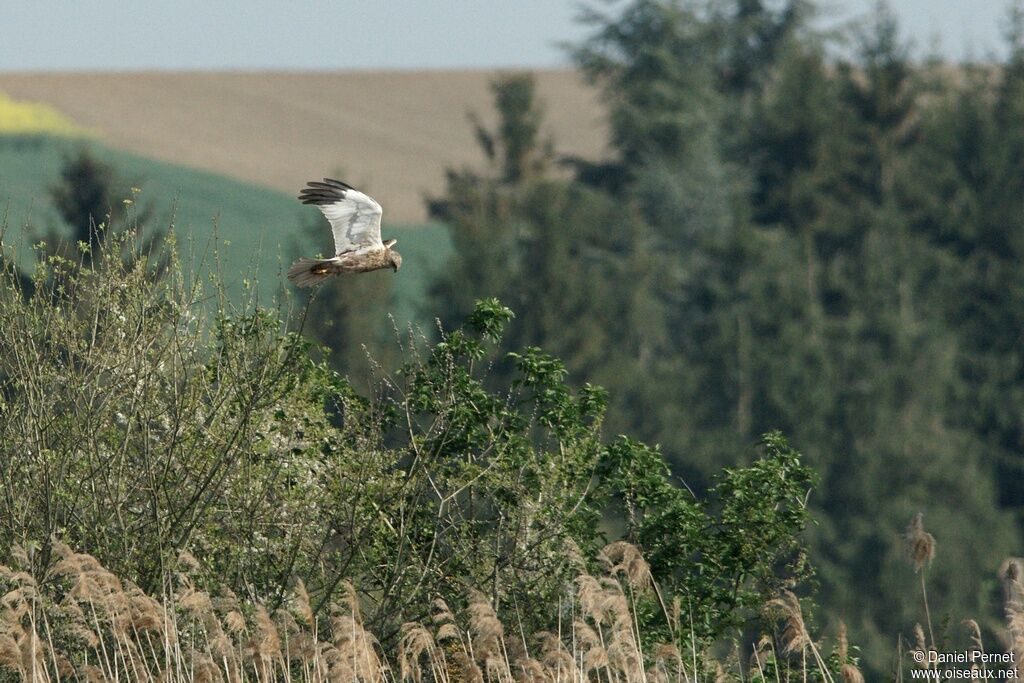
[298,178,384,255]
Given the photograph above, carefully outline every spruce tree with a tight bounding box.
[49,147,154,263]
[787,6,1018,668]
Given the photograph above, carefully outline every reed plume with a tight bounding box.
[0,540,860,682]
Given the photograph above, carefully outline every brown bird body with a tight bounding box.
[287,245,400,287]
[287,178,402,288]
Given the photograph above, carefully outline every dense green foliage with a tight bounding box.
[0,232,820,669]
[3,2,1023,675]
[427,0,1024,673]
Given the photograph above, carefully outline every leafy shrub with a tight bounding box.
[0,224,816,658]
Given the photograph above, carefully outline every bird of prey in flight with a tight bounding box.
[287,178,401,287]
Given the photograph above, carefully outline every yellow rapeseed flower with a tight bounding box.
[0,91,94,137]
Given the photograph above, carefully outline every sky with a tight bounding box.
[1,0,1015,72]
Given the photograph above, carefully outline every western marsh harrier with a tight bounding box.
[287,178,401,287]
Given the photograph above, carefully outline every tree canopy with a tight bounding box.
[426,1,1024,674]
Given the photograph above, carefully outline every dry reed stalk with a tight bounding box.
[329,581,387,683]
[765,592,810,656]
[398,622,435,683]
[574,619,608,675]
[513,656,546,683]
[765,591,835,683]
[904,513,937,657]
[1002,558,1024,681]
[535,631,579,683]
[904,514,936,573]
[576,575,607,626]
[0,539,858,682]
[598,543,653,593]
[836,622,864,683]
[748,635,774,681]
[467,590,505,663]
[467,590,515,683]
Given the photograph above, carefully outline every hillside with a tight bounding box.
[0,135,449,327]
[0,70,609,223]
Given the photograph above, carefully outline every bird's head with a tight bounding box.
[388,249,402,272]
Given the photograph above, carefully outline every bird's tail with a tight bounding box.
[287,257,334,288]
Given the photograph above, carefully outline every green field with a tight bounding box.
[0,135,450,328]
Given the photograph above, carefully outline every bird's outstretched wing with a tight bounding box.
[298,178,383,254]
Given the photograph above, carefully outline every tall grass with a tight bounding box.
[0,540,861,683]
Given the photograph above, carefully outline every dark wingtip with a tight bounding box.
[298,178,358,204]
[298,182,347,205]
[323,178,355,190]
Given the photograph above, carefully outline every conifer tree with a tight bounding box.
[569,2,1020,671]
[897,0,1024,513]
[781,7,1018,667]
[49,147,153,264]
[430,72,677,443]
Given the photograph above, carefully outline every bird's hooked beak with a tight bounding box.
[384,238,401,271]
